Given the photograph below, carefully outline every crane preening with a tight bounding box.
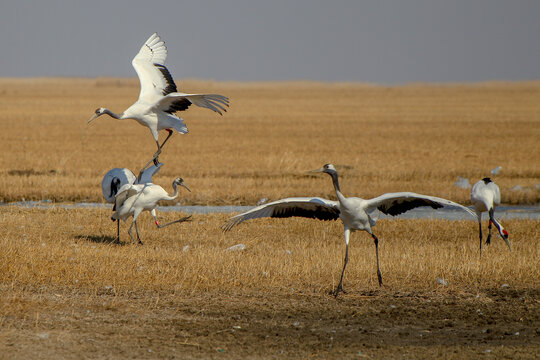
[112,177,192,244]
[223,164,477,297]
[470,178,511,254]
[88,33,229,166]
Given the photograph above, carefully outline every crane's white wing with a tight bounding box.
[487,182,501,206]
[101,168,136,203]
[470,180,483,202]
[223,197,340,231]
[471,178,501,211]
[365,192,476,218]
[137,162,163,184]
[151,92,229,115]
[132,33,176,102]
[114,184,144,209]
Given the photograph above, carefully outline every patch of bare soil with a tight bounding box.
[1,287,538,359]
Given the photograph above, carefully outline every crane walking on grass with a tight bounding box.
[88,33,229,168]
[470,177,511,255]
[112,177,192,244]
[223,164,477,297]
[102,159,166,241]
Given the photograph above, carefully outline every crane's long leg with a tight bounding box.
[134,220,143,245]
[140,130,174,175]
[372,234,383,286]
[154,214,192,228]
[152,129,174,159]
[158,129,174,151]
[475,212,484,257]
[332,228,350,297]
[487,221,492,245]
[116,219,120,242]
[128,221,136,243]
[478,219,483,256]
[486,209,494,245]
[128,219,144,245]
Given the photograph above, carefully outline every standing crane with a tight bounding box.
[112,177,191,244]
[88,33,229,167]
[223,164,476,297]
[470,177,511,254]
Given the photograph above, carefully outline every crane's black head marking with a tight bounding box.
[109,177,121,198]
[482,177,493,184]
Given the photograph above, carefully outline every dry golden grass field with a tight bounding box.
[0,78,539,204]
[0,79,539,358]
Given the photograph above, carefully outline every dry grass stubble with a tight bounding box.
[0,79,539,204]
[1,207,537,296]
[0,207,538,358]
[0,78,539,358]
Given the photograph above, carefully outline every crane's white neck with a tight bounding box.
[489,215,505,236]
[102,108,125,119]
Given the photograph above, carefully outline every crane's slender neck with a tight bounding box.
[168,182,180,200]
[330,172,341,192]
[489,213,503,233]
[492,217,502,231]
[103,109,124,119]
[327,171,345,202]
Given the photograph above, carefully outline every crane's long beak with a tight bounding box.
[88,113,99,124]
[308,167,325,174]
[180,179,191,192]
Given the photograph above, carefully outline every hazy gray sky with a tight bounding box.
[1,1,539,83]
